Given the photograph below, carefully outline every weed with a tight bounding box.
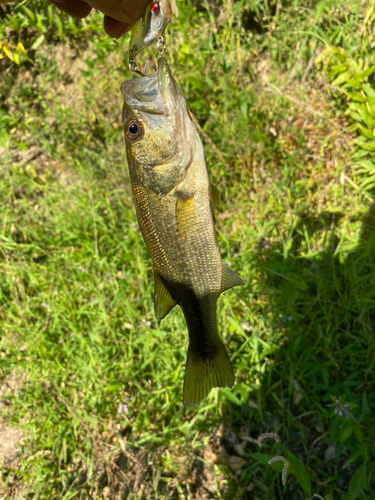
[0,1,374,499]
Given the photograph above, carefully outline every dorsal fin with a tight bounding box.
[154,268,176,319]
[210,182,223,208]
[221,261,245,293]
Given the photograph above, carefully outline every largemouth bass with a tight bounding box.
[121,57,244,406]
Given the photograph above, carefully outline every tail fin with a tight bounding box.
[183,339,234,407]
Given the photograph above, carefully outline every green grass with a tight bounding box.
[1,0,375,499]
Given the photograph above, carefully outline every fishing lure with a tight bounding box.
[128,0,178,73]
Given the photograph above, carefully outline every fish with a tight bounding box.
[128,0,178,63]
[121,57,244,406]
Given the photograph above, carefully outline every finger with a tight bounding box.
[120,0,152,22]
[48,0,92,19]
[87,0,152,24]
[103,15,133,39]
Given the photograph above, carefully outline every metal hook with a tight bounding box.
[129,58,146,77]
[144,62,158,76]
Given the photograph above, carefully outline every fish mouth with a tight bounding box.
[121,69,162,115]
[121,57,177,117]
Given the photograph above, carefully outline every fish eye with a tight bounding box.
[126,120,143,140]
[151,2,160,14]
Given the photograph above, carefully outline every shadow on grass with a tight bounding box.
[222,204,375,500]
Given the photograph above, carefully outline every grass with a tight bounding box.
[1,0,375,499]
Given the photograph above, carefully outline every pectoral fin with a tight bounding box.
[176,193,196,241]
[154,269,176,319]
[221,261,245,293]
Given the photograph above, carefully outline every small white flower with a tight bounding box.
[118,404,128,414]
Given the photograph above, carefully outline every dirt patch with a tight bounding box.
[0,422,23,467]
[0,423,24,500]
[0,372,25,499]
[64,423,228,499]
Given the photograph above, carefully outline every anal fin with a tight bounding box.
[154,268,176,319]
[221,261,245,293]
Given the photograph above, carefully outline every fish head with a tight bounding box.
[129,1,172,60]
[121,57,195,194]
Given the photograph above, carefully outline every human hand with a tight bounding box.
[47,0,152,38]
